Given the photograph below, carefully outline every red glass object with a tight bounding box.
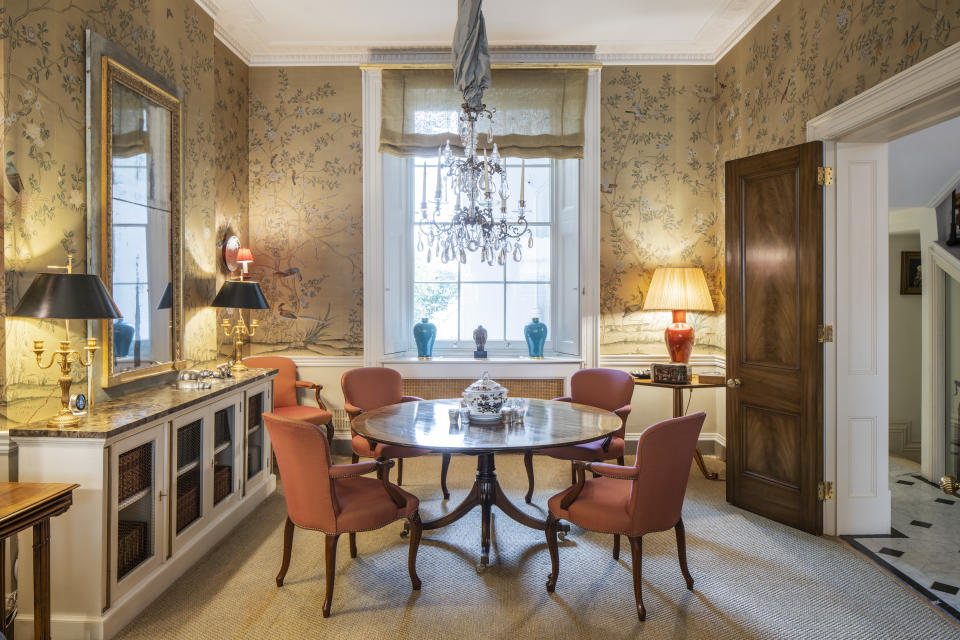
[664,310,694,364]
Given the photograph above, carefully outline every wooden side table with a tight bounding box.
[634,377,724,480]
[0,482,77,640]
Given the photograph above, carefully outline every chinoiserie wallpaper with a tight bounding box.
[247,67,363,356]
[1,0,233,417]
[716,0,960,171]
[214,40,250,358]
[599,66,723,355]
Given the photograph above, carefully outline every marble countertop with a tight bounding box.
[8,368,277,441]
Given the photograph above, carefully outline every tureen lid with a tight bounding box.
[465,371,505,394]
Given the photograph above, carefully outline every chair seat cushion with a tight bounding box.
[333,476,419,533]
[548,477,633,535]
[543,436,625,462]
[273,405,332,426]
[351,434,429,460]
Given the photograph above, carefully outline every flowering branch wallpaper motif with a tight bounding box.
[247,67,363,356]
[599,66,723,355]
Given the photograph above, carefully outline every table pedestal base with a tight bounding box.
[422,452,568,567]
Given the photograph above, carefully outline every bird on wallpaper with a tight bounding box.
[277,303,298,320]
[6,151,23,194]
[625,103,647,118]
[291,169,297,186]
[273,267,302,281]
[277,302,332,325]
[166,8,173,18]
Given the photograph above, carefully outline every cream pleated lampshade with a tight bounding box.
[642,267,714,312]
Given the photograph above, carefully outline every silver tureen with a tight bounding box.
[462,372,508,422]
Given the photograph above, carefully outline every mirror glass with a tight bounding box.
[110,81,173,374]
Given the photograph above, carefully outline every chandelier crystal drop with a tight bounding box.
[417,104,532,266]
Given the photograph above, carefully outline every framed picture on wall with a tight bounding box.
[900,251,922,295]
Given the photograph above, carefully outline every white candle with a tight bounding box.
[519,159,525,202]
[421,161,427,208]
[483,149,490,193]
[435,146,442,199]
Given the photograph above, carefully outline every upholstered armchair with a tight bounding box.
[245,356,334,444]
[523,368,634,503]
[264,412,422,618]
[544,412,706,621]
[342,367,451,498]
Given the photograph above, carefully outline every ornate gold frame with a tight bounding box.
[87,31,186,387]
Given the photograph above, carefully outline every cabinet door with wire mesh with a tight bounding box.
[170,411,207,553]
[244,382,272,494]
[109,422,167,602]
[207,396,241,516]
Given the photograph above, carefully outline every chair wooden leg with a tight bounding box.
[613,534,620,560]
[325,422,335,446]
[629,536,645,621]
[322,534,340,618]
[408,512,423,590]
[617,455,625,466]
[440,453,451,500]
[276,517,294,587]
[351,453,359,464]
[545,514,560,592]
[675,518,694,590]
[398,458,404,486]
[349,532,357,559]
[570,461,577,485]
[523,451,535,504]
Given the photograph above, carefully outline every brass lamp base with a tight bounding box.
[231,360,248,374]
[47,408,82,428]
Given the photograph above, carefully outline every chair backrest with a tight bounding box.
[245,356,298,408]
[570,368,634,436]
[263,412,338,531]
[628,412,706,534]
[341,367,404,412]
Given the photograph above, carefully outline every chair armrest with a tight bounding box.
[296,381,328,411]
[559,461,588,510]
[400,395,422,403]
[376,459,407,508]
[586,462,640,480]
[329,461,379,479]
[613,404,631,424]
[552,396,573,403]
[344,403,364,421]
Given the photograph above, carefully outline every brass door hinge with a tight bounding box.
[817,481,834,501]
[817,166,834,186]
[817,324,834,343]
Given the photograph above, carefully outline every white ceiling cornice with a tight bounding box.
[712,0,781,63]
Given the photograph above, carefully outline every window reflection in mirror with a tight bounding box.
[110,81,172,374]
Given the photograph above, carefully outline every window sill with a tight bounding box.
[382,355,582,364]
[380,355,583,380]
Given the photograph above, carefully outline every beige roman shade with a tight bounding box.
[380,68,587,159]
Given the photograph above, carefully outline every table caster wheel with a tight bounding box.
[400,521,411,538]
[557,530,567,541]
[476,559,489,574]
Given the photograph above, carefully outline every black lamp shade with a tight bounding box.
[157,282,173,310]
[12,272,122,319]
[211,280,270,310]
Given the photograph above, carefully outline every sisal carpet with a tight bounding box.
[116,454,960,639]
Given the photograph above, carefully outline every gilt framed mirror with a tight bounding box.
[86,31,186,387]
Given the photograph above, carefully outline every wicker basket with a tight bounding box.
[213,465,232,504]
[118,520,148,579]
[176,421,202,468]
[118,444,151,503]
[176,477,200,533]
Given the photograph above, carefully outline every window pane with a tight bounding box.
[505,161,552,223]
[506,226,551,282]
[414,228,458,282]
[506,283,551,340]
[461,253,504,282]
[460,283,505,342]
[414,283,458,340]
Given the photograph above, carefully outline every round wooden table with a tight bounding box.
[352,398,622,568]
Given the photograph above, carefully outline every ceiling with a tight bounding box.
[198,0,780,66]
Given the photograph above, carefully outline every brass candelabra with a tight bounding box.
[32,337,98,427]
[222,312,259,373]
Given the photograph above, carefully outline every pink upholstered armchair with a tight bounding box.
[342,367,452,498]
[264,412,422,618]
[544,412,706,621]
[523,368,634,503]
[245,356,334,444]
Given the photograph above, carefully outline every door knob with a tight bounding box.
[726,378,742,388]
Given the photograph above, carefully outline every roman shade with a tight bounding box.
[380,68,587,159]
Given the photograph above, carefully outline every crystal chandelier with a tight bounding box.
[417,106,532,265]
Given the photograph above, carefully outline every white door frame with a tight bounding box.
[807,42,960,535]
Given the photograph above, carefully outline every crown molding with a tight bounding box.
[713,0,781,63]
[214,21,252,63]
[193,0,220,21]
[595,51,715,66]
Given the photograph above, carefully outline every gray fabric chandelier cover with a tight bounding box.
[453,0,491,110]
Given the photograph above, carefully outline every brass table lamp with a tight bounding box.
[211,279,270,373]
[12,257,122,427]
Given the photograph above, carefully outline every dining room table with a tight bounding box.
[352,398,622,569]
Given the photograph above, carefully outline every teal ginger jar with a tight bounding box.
[413,317,436,359]
[524,317,547,359]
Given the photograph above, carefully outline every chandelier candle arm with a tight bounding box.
[519,159,525,203]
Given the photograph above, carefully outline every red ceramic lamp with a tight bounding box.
[642,267,714,364]
[236,247,254,279]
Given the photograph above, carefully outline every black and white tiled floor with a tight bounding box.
[844,457,960,622]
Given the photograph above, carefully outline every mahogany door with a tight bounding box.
[725,142,823,534]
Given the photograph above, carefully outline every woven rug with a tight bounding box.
[115,454,959,639]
